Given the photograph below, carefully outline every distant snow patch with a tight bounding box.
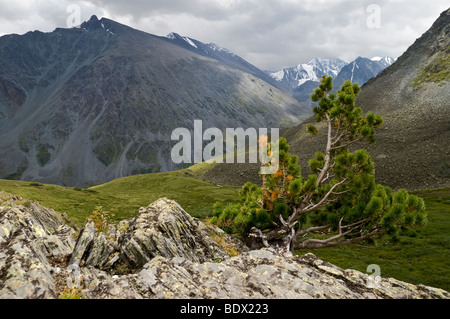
[271,70,285,81]
[183,37,197,48]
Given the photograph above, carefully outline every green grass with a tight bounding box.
[178,161,218,178]
[295,188,450,292]
[412,50,450,88]
[0,170,239,227]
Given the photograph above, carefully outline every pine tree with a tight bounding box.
[211,76,427,253]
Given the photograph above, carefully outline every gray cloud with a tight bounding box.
[0,0,448,70]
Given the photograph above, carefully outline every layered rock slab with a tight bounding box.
[133,248,450,299]
[0,193,75,298]
[68,198,229,272]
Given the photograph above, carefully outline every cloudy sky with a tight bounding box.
[0,0,448,70]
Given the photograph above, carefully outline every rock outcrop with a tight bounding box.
[117,199,229,268]
[68,198,229,273]
[0,192,76,298]
[0,193,449,299]
[133,248,449,299]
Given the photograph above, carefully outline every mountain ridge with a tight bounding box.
[267,56,394,106]
[0,15,309,187]
[164,31,284,90]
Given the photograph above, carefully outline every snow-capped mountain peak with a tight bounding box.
[166,33,239,58]
[267,58,348,87]
[165,32,276,88]
[206,43,236,57]
[268,56,394,93]
[370,56,395,69]
[166,32,198,48]
[371,56,395,64]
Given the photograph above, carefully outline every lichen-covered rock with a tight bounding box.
[0,200,76,298]
[116,198,229,270]
[299,253,450,299]
[133,248,450,299]
[0,193,76,260]
[1,195,449,299]
[68,218,128,270]
[69,220,96,267]
[78,267,142,299]
[0,230,58,299]
[68,198,229,272]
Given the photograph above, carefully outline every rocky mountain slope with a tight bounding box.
[0,16,309,187]
[1,193,448,299]
[286,8,450,191]
[201,8,449,191]
[333,56,395,91]
[352,7,450,190]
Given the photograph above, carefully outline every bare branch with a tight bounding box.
[331,136,363,151]
[302,178,348,214]
[340,218,370,230]
[321,172,331,184]
[332,189,351,195]
[294,216,379,250]
[286,227,296,252]
[332,131,346,145]
[299,228,353,248]
[295,224,330,237]
[295,229,382,250]
[338,216,344,234]
[279,214,288,226]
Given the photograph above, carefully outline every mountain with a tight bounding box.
[200,8,449,191]
[165,32,281,89]
[353,7,450,190]
[333,56,395,90]
[268,57,394,107]
[0,15,310,187]
[267,57,348,92]
[370,56,396,67]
